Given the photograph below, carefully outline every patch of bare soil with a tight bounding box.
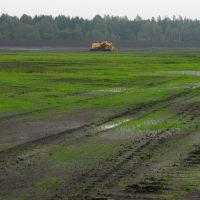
[1,91,200,200]
[187,189,200,200]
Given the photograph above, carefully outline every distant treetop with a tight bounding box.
[0,13,199,41]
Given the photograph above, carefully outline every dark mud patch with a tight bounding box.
[187,188,200,200]
[125,181,163,193]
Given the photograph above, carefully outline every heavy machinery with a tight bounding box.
[90,40,116,51]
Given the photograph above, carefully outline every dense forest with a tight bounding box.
[0,13,200,41]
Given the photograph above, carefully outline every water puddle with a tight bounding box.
[100,119,130,131]
[151,83,200,91]
[100,118,161,131]
[159,71,200,76]
[170,83,200,89]
[98,88,126,93]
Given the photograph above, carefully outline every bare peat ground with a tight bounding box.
[1,88,200,200]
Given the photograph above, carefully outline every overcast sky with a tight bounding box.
[0,0,200,20]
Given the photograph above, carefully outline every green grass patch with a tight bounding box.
[50,143,118,161]
[1,50,200,115]
[48,143,119,170]
[0,144,13,151]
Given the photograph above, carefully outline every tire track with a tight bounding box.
[49,92,198,199]
[0,91,198,200]
[0,91,190,161]
[116,103,200,200]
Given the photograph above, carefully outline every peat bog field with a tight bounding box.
[0,50,200,200]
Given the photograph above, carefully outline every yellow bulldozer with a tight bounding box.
[90,40,116,51]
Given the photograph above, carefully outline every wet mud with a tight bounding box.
[1,88,200,200]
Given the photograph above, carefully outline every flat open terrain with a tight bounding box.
[0,50,200,200]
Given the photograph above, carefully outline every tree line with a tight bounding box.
[0,13,200,41]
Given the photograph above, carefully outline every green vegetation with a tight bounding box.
[0,144,13,151]
[49,143,118,171]
[1,50,200,115]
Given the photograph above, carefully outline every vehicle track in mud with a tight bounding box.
[47,91,200,200]
[1,89,199,200]
[0,91,190,160]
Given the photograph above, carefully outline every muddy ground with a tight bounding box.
[1,85,200,200]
